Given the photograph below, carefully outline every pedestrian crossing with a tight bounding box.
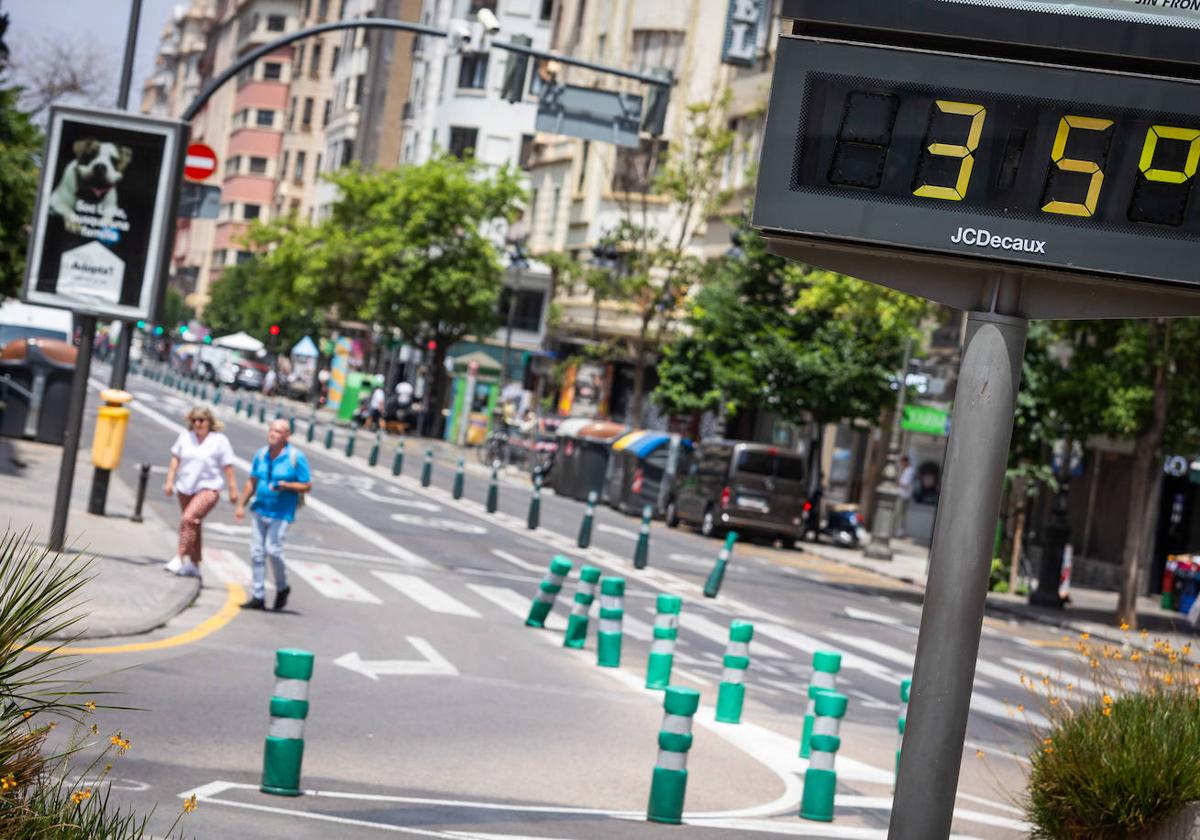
[201,547,1062,727]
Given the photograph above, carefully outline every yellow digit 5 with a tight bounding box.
[913,100,987,201]
[1041,115,1114,217]
[1139,125,1200,184]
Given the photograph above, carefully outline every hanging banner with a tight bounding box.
[722,0,768,66]
[23,105,187,321]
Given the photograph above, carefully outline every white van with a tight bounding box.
[0,300,73,349]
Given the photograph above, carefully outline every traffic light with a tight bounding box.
[426,339,437,351]
[269,324,281,336]
[203,335,212,344]
[136,320,146,330]
[154,326,164,335]
[641,67,673,137]
[501,35,532,103]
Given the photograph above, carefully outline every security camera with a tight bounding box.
[476,8,501,34]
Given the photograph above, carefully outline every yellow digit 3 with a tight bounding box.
[1041,115,1114,217]
[913,100,987,201]
[1139,125,1200,184]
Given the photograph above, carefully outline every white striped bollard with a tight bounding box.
[645,593,681,689]
[597,576,625,667]
[633,504,651,569]
[563,565,602,649]
[799,691,849,822]
[896,677,911,779]
[800,650,842,758]
[261,648,314,796]
[715,620,753,723]
[525,555,573,628]
[646,686,701,824]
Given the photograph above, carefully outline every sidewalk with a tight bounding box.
[803,535,1198,646]
[0,437,199,640]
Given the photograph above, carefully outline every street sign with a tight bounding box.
[722,0,769,66]
[184,142,217,181]
[902,405,950,437]
[178,182,221,219]
[536,83,643,148]
[23,105,186,321]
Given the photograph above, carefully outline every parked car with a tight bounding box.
[234,359,268,391]
[666,440,808,547]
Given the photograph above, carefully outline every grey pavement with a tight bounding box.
[1,435,199,639]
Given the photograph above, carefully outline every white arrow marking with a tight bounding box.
[334,637,458,680]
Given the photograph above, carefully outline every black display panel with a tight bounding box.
[753,37,1200,288]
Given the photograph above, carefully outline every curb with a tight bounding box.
[66,576,203,640]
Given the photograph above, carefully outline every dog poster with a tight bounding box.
[23,106,186,321]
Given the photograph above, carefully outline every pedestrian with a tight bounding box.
[368,382,386,431]
[896,455,915,539]
[263,367,277,397]
[163,407,238,579]
[235,418,312,611]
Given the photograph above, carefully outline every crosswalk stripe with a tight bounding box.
[467,584,567,631]
[621,613,653,642]
[754,623,898,683]
[287,560,382,604]
[203,548,253,588]
[373,572,482,618]
[676,612,790,659]
[490,549,545,573]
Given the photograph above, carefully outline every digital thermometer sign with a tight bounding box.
[753,37,1200,287]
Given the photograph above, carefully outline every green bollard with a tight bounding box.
[896,678,911,779]
[486,463,498,513]
[261,648,314,797]
[597,576,625,667]
[275,406,284,422]
[214,386,222,405]
[246,398,255,419]
[646,686,701,825]
[704,531,739,598]
[421,448,433,487]
[392,440,405,476]
[306,418,316,443]
[200,385,209,401]
[259,404,267,424]
[645,594,682,689]
[344,431,356,458]
[452,457,465,499]
[715,620,754,723]
[563,565,602,649]
[525,555,573,628]
[800,691,850,822]
[324,427,334,450]
[369,433,381,467]
[633,504,652,569]
[527,475,541,530]
[235,396,244,415]
[578,490,597,548]
[288,414,295,435]
[800,650,842,758]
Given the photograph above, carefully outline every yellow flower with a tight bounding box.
[1044,745,1055,754]
[70,789,92,805]
[1090,658,1100,670]
[1080,632,1090,641]
[1131,652,1143,662]
[1049,696,1060,706]
[1141,629,1149,639]
[1,774,16,792]
[84,701,96,713]
[1120,621,1130,631]
[1043,737,1053,746]
[183,794,198,814]
[90,724,98,735]
[1164,673,1175,686]
[1103,694,1113,706]
[1017,704,1025,713]
[110,734,131,754]
[975,750,985,758]
[21,711,31,720]
[1184,644,1192,657]
[1102,706,1113,717]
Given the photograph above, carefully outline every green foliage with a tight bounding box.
[1024,636,1200,839]
[203,256,324,349]
[0,83,41,299]
[159,288,193,332]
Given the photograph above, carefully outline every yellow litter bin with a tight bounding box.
[91,389,133,470]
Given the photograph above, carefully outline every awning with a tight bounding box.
[612,431,650,452]
[291,335,319,357]
[213,331,264,352]
[556,417,592,439]
[578,421,628,442]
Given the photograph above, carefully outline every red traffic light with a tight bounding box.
[268,325,281,336]
[426,340,437,351]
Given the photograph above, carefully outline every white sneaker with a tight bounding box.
[164,556,182,574]
[176,559,201,580]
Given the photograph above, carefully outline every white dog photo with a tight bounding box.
[48,138,133,234]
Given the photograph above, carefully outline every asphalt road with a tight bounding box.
[55,365,1075,839]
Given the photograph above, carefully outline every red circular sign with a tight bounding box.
[184,143,218,182]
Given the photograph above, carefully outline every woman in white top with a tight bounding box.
[163,407,238,578]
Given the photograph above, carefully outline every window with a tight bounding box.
[294,151,306,182]
[309,44,322,76]
[577,140,590,190]
[288,96,296,129]
[497,289,546,333]
[340,140,354,166]
[322,99,331,126]
[266,14,287,31]
[331,46,341,72]
[630,30,685,75]
[236,65,253,86]
[227,155,242,174]
[302,97,314,126]
[317,0,329,20]
[256,109,275,127]
[243,203,261,220]
[315,153,322,174]
[248,156,268,174]
[354,74,365,106]
[519,133,535,169]
[448,126,478,159]
[458,52,489,89]
[236,250,255,265]
[281,150,290,176]
[540,0,553,20]
[213,249,227,265]
[296,43,305,71]
[262,61,283,81]
[612,139,667,193]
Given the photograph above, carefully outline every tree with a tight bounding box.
[203,256,325,350]
[248,156,525,434]
[0,81,40,299]
[656,223,929,486]
[7,34,113,118]
[160,287,194,331]
[1022,318,1200,627]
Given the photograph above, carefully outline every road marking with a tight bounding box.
[596,523,636,540]
[390,513,488,534]
[356,487,443,512]
[490,549,545,573]
[34,582,245,655]
[753,624,900,683]
[373,572,482,618]
[334,637,459,679]
[678,612,790,659]
[843,606,915,632]
[467,584,567,631]
[204,548,253,588]
[204,522,252,536]
[669,665,713,686]
[287,560,381,604]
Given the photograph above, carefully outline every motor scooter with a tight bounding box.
[803,491,865,547]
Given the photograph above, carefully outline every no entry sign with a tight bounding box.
[184,143,217,182]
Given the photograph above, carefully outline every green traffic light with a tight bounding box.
[154,326,164,335]
[203,335,212,344]
[136,320,146,329]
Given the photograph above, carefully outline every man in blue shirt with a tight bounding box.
[235,419,312,610]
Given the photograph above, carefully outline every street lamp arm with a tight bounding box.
[182,18,675,123]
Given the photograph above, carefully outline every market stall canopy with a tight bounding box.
[578,421,628,443]
[291,335,319,357]
[555,417,592,439]
[213,331,265,352]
